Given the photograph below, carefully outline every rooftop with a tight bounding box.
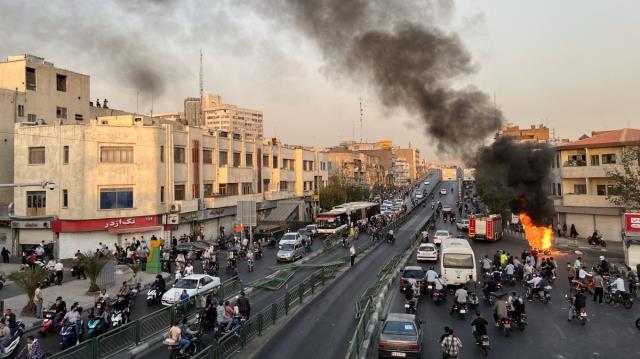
[556,128,640,150]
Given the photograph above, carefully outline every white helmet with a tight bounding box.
[599,256,605,261]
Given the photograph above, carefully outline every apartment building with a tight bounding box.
[396,147,420,181]
[202,94,263,140]
[393,157,411,187]
[496,123,550,143]
[553,128,640,242]
[12,116,327,258]
[326,148,384,188]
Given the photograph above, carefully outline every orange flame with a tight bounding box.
[519,213,553,250]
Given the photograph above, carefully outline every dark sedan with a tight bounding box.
[175,241,210,259]
[378,313,422,358]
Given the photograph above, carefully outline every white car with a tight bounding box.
[433,230,451,245]
[439,188,447,195]
[456,219,469,231]
[424,181,430,185]
[417,243,438,262]
[415,192,424,199]
[161,274,221,306]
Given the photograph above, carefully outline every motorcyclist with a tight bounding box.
[598,256,610,275]
[153,274,167,294]
[527,274,544,299]
[62,302,82,340]
[611,273,626,294]
[387,229,394,242]
[591,230,602,243]
[507,291,526,321]
[92,301,109,326]
[450,286,468,314]
[471,311,489,344]
[482,277,497,301]
[504,262,515,280]
[493,298,509,325]
[425,267,439,289]
[112,294,130,323]
[167,320,190,355]
[568,290,586,321]
[51,296,67,327]
[118,281,130,298]
[96,289,110,308]
[236,292,251,319]
[480,255,493,274]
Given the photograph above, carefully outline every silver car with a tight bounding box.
[378,313,422,358]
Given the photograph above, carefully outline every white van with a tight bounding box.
[277,232,304,262]
[439,238,476,286]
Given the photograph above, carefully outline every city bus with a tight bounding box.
[315,208,349,236]
[334,202,381,226]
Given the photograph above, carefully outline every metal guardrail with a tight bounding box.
[49,277,241,359]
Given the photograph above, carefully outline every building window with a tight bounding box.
[26,191,46,216]
[590,155,599,166]
[62,189,68,208]
[56,106,67,119]
[100,146,133,163]
[263,179,270,191]
[160,145,164,163]
[557,183,562,196]
[99,188,133,209]
[63,145,69,164]
[27,114,36,122]
[75,114,84,121]
[245,153,253,167]
[160,186,165,203]
[602,154,616,164]
[607,185,621,196]
[242,182,253,195]
[26,67,36,90]
[262,155,269,167]
[17,105,24,117]
[273,156,278,169]
[203,149,213,164]
[219,151,228,166]
[233,152,241,167]
[596,185,606,196]
[573,184,587,195]
[552,183,556,196]
[280,181,288,191]
[28,147,45,164]
[56,74,67,92]
[174,147,185,163]
[174,185,185,201]
[219,184,227,195]
[204,183,214,197]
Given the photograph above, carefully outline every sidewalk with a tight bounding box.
[2,265,169,330]
[503,229,625,259]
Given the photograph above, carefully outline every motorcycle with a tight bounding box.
[0,321,24,359]
[404,288,420,313]
[604,288,634,309]
[587,234,607,247]
[475,334,490,357]
[454,302,467,319]
[147,287,163,306]
[510,312,527,331]
[110,309,127,328]
[247,258,255,272]
[498,317,512,337]
[525,284,552,304]
[253,247,263,259]
[566,297,588,326]
[468,292,479,309]
[386,233,395,245]
[86,314,107,338]
[40,309,63,337]
[432,288,446,305]
[60,321,80,350]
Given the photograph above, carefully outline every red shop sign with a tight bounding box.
[624,213,640,233]
[52,215,158,233]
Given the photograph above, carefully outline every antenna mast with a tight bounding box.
[199,49,204,126]
[359,97,363,143]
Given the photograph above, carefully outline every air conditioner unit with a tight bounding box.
[170,202,181,213]
[166,213,180,225]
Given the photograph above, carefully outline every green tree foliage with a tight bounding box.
[606,145,640,209]
[475,165,514,216]
[76,251,114,293]
[8,266,50,316]
[319,173,371,210]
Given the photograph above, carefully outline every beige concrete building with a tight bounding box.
[396,148,421,181]
[392,157,411,187]
[496,123,550,143]
[326,148,384,188]
[12,116,327,258]
[202,94,263,140]
[554,128,640,242]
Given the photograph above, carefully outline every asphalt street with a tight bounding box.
[382,193,640,359]
[254,176,449,359]
[136,172,441,359]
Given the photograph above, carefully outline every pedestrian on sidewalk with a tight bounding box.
[1,247,9,263]
[34,284,43,318]
[349,244,356,267]
[54,260,64,285]
[570,224,578,238]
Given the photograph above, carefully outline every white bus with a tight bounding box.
[439,238,476,286]
[315,208,349,235]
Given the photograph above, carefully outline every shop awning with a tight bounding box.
[107,226,163,235]
[263,203,299,222]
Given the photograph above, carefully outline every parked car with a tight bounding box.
[456,219,469,231]
[378,313,422,358]
[415,192,424,199]
[161,274,220,306]
[416,243,438,262]
[175,241,209,259]
[399,266,426,292]
[433,230,452,245]
[424,181,430,186]
[439,188,447,195]
[305,224,318,238]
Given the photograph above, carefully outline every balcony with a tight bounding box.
[562,194,615,208]
[562,164,623,179]
[203,193,262,209]
[217,166,255,183]
[264,191,296,201]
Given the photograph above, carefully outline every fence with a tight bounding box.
[49,277,241,359]
[185,263,346,359]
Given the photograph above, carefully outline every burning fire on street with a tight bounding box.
[519,213,553,251]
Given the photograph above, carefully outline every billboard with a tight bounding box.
[624,213,640,233]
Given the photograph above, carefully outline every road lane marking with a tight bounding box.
[553,324,567,340]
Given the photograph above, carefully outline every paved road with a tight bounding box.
[136,173,440,359]
[380,197,640,358]
[254,178,451,359]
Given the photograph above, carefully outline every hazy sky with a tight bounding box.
[1,0,638,161]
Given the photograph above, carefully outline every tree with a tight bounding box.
[475,166,514,216]
[77,251,114,293]
[606,144,640,209]
[319,173,371,210]
[8,267,50,316]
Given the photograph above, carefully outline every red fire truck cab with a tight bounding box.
[469,214,503,241]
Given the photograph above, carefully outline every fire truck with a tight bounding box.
[469,214,503,241]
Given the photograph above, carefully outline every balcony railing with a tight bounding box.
[563,160,586,167]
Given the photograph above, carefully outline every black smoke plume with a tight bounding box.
[274,0,503,159]
[475,137,554,225]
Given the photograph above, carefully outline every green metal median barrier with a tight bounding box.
[346,300,372,359]
[249,269,294,290]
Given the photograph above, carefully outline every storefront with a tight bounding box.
[51,215,164,259]
[11,218,55,254]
